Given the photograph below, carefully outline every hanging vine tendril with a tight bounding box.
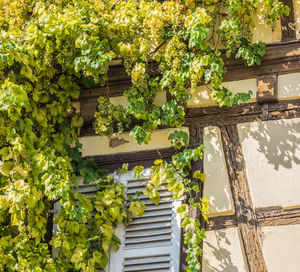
[0,0,288,271]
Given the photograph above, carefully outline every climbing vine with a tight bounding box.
[0,0,288,271]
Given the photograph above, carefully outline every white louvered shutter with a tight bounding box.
[53,171,181,272]
[108,170,181,272]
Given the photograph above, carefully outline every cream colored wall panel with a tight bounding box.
[238,118,300,209]
[203,127,235,217]
[202,227,247,272]
[261,225,300,272]
[72,102,80,114]
[294,0,300,39]
[109,91,167,108]
[153,90,167,107]
[187,79,256,108]
[109,96,129,108]
[252,15,281,43]
[278,72,300,100]
[80,127,188,157]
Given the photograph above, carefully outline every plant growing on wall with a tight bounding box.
[0,0,288,271]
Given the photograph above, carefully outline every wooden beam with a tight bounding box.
[77,41,300,101]
[205,215,237,231]
[88,147,176,171]
[257,207,300,227]
[80,98,300,136]
[281,0,296,42]
[185,99,300,128]
[220,125,268,272]
[180,127,204,272]
[206,207,300,230]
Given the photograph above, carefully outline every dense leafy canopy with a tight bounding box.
[0,0,287,271]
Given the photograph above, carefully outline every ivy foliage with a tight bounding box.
[0,0,287,271]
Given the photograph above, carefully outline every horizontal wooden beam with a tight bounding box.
[206,207,300,230]
[256,207,300,227]
[185,99,300,127]
[80,99,300,136]
[87,147,176,172]
[77,41,300,101]
[206,215,237,230]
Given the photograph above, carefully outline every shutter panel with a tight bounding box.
[53,171,181,272]
[109,170,181,272]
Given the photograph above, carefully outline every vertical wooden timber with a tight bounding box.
[180,127,203,272]
[281,0,296,41]
[220,125,268,272]
[45,204,54,252]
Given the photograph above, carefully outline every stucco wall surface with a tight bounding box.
[202,227,248,272]
[80,127,189,157]
[187,79,256,108]
[252,14,281,43]
[203,126,235,217]
[238,118,300,209]
[261,224,300,272]
[109,90,167,108]
[278,72,300,100]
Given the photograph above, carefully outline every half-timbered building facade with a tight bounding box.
[72,2,300,271]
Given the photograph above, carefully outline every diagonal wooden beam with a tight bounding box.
[220,125,268,272]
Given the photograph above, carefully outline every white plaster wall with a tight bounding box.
[238,118,300,209]
[261,224,300,272]
[202,227,248,272]
[187,79,256,108]
[278,72,300,100]
[203,127,235,217]
[79,127,188,157]
[252,13,281,43]
[109,90,166,108]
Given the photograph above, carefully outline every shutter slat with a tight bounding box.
[125,239,171,249]
[140,208,172,218]
[125,228,171,238]
[124,254,170,265]
[128,191,173,201]
[126,221,172,231]
[125,233,171,245]
[130,214,172,225]
[123,262,170,271]
[144,202,173,210]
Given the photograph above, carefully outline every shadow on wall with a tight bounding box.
[202,230,239,272]
[204,127,233,215]
[238,118,300,170]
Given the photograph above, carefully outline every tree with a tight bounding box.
[0,0,288,271]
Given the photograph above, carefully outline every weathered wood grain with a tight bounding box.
[180,127,204,272]
[257,207,300,227]
[89,147,176,171]
[281,0,296,42]
[220,125,268,272]
[205,215,237,231]
[257,74,278,103]
[206,207,300,230]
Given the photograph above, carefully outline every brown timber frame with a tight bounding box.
[88,97,300,272]
[80,9,300,269]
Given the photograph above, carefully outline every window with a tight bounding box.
[108,170,181,272]
[53,169,181,272]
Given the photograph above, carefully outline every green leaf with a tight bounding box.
[193,170,206,182]
[133,165,144,179]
